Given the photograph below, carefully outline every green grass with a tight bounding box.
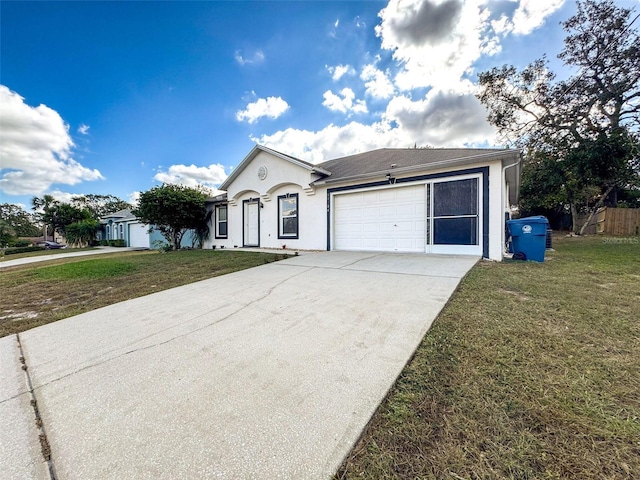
[0,249,289,337]
[335,235,640,480]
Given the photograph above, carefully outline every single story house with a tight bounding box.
[99,209,201,249]
[205,145,521,261]
[98,209,157,248]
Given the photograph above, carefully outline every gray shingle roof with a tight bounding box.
[316,148,518,183]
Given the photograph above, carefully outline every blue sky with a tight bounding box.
[1,0,637,208]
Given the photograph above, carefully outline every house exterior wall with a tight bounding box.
[207,149,515,261]
[321,160,506,261]
[205,150,328,251]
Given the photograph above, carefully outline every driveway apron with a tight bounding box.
[2,251,478,479]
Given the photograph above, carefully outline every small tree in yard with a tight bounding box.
[133,184,209,250]
[65,219,99,247]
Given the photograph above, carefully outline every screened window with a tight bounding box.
[431,178,479,246]
[215,205,228,238]
[278,194,298,239]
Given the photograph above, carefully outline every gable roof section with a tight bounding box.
[101,209,135,221]
[219,145,331,191]
[315,147,521,205]
[314,148,520,185]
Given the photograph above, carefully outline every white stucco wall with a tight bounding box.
[207,150,512,260]
[488,161,505,261]
[206,150,328,251]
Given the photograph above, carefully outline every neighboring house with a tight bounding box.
[99,209,200,249]
[205,145,521,261]
[98,209,159,248]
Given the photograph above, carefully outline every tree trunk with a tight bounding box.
[578,186,614,236]
[570,202,579,234]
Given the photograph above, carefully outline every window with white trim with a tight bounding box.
[278,194,298,239]
[215,205,228,238]
[119,224,124,239]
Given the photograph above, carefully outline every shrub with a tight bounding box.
[3,246,44,255]
[7,240,31,248]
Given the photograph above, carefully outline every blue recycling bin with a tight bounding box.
[507,216,549,262]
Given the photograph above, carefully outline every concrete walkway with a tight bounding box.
[1,251,478,479]
[0,247,147,269]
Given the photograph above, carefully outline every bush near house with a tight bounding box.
[99,239,127,247]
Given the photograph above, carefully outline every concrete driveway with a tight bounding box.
[1,251,478,479]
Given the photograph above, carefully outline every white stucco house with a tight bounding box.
[205,145,521,261]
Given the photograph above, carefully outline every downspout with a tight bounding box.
[502,154,522,255]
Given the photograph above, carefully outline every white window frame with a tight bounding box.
[278,193,298,239]
[215,204,228,239]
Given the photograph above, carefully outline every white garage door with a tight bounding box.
[334,185,425,252]
[128,223,149,248]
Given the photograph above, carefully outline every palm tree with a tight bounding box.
[31,194,56,241]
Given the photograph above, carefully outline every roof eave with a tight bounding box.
[312,150,520,186]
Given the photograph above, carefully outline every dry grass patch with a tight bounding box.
[336,235,640,480]
[1,249,288,337]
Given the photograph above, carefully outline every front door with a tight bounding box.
[244,200,260,246]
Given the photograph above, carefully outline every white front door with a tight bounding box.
[244,201,260,246]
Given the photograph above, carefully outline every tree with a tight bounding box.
[43,203,93,237]
[31,194,58,240]
[65,219,100,247]
[477,0,640,233]
[132,184,209,250]
[0,203,41,237]
[70,194,132,219]
[0,219,17,247]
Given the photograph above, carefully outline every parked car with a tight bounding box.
[36,241,67,249]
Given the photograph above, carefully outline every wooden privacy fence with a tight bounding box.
[595,207,640,236]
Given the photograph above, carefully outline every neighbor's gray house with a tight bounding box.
[98,209,159,248]
[205,145,521,261]
[99,209,201,249]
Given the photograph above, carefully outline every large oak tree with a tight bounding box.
[477,0,640,232]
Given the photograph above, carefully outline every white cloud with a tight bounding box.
[0,85,104,196]
[234,49,265,65]
[322,88,368,115]
[128,191,141,206]
[236,96,290,124]
[375,0,498,91]
[326,64,356,81]
[253,85,496,162]
[360,64,395,99]
[383,85,496,146]
[78,124,90,135]
[511,0,566,35]
[153,163,228,191]
[48,190,77,204]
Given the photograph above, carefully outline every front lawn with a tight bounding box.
[336,235,640,480]
[0,249,288,337]
[1,246,96,260]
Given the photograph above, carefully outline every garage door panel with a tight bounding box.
[129,223,149,248]
[334,185,425,253]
